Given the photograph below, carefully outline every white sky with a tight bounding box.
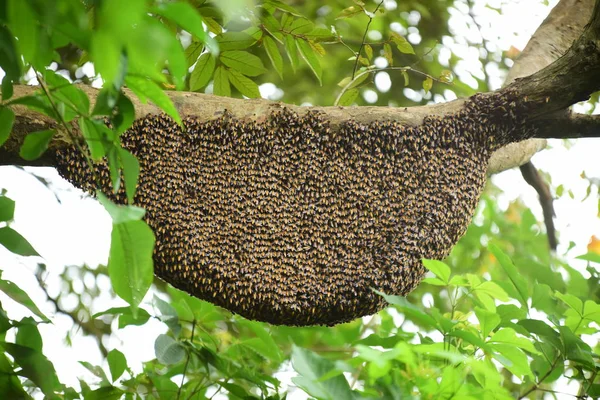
[0,0,598,398]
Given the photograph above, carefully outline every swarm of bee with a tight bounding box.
[55,91,531,326]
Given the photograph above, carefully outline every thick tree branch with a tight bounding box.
[1,0,600,174]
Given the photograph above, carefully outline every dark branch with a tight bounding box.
[519,162,557,250]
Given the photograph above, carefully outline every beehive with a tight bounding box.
[55,91,531,326]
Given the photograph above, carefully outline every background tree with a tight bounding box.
[0,0,599,398]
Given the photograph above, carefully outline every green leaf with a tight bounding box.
[213,66,231,97]
[296,39,322,84]
[0,226,39,256]
[220,51,267,77]
[291,345,354,400]
[107,349,127,382]
[190,53,216,91]
[383,43,393,65]
[185,40,204,68]
[92,306,151,329]
[284,35,299,73]
[1,342,59,395]
[153,295,181,335]
[517,319,562,350]
[91,31,122,88]
[0,27,21,82]
[0,195,15,222]
[19,130,54,161]
[489,328,539,354]
[118,148,140,204]
[475,307,501,338]
[227,69,261,98]
[106,145,121,193]
[113,94,135,134]
[422,259,451,284]
[289,18,314,35]
[555,291,583,315]
[337,88,359,106]
[0,106,15,148]
[375,290,438,329]
[80,118,106,160]
[475,281,509,301]
[422,76,433,93]
[1,76,14,101]
[15,318,43,352]
[0,275,49,322]
[0,353,27,398]
[154,334,185,365]
[125,76,182,126]
[390,32,415,54]
[489,244,529,308]
[108,220,155,312]
[86,386,124,400]
[152,2,208,44]
[8,0,39,64]
[263,36,284,79]
[216,32,257,51]
[490,344,533,380]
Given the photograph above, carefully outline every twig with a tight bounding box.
[518,357,559,399]
[351,1,385,80]
[178,319,197,400]
[34,267,110,357]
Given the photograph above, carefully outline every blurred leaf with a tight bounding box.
[190,53,216,91]
[375,290,438,329]
[108,220,155,313]
[297,39,322,84]
[19,130,54,161]
[107,349,127,382]
[153,2,208,45]
[220,50,267,77]
[0,106,15,148]
[8,0,39,65]
[154,334,185,365]
[0,226,39,256]
[0,26,21,82]
[153,295,181,335]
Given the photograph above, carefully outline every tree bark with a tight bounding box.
[1,0,600,172]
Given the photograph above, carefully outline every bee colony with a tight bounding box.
[55,91,530,326]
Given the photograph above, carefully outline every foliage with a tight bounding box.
[0,0,599,399]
